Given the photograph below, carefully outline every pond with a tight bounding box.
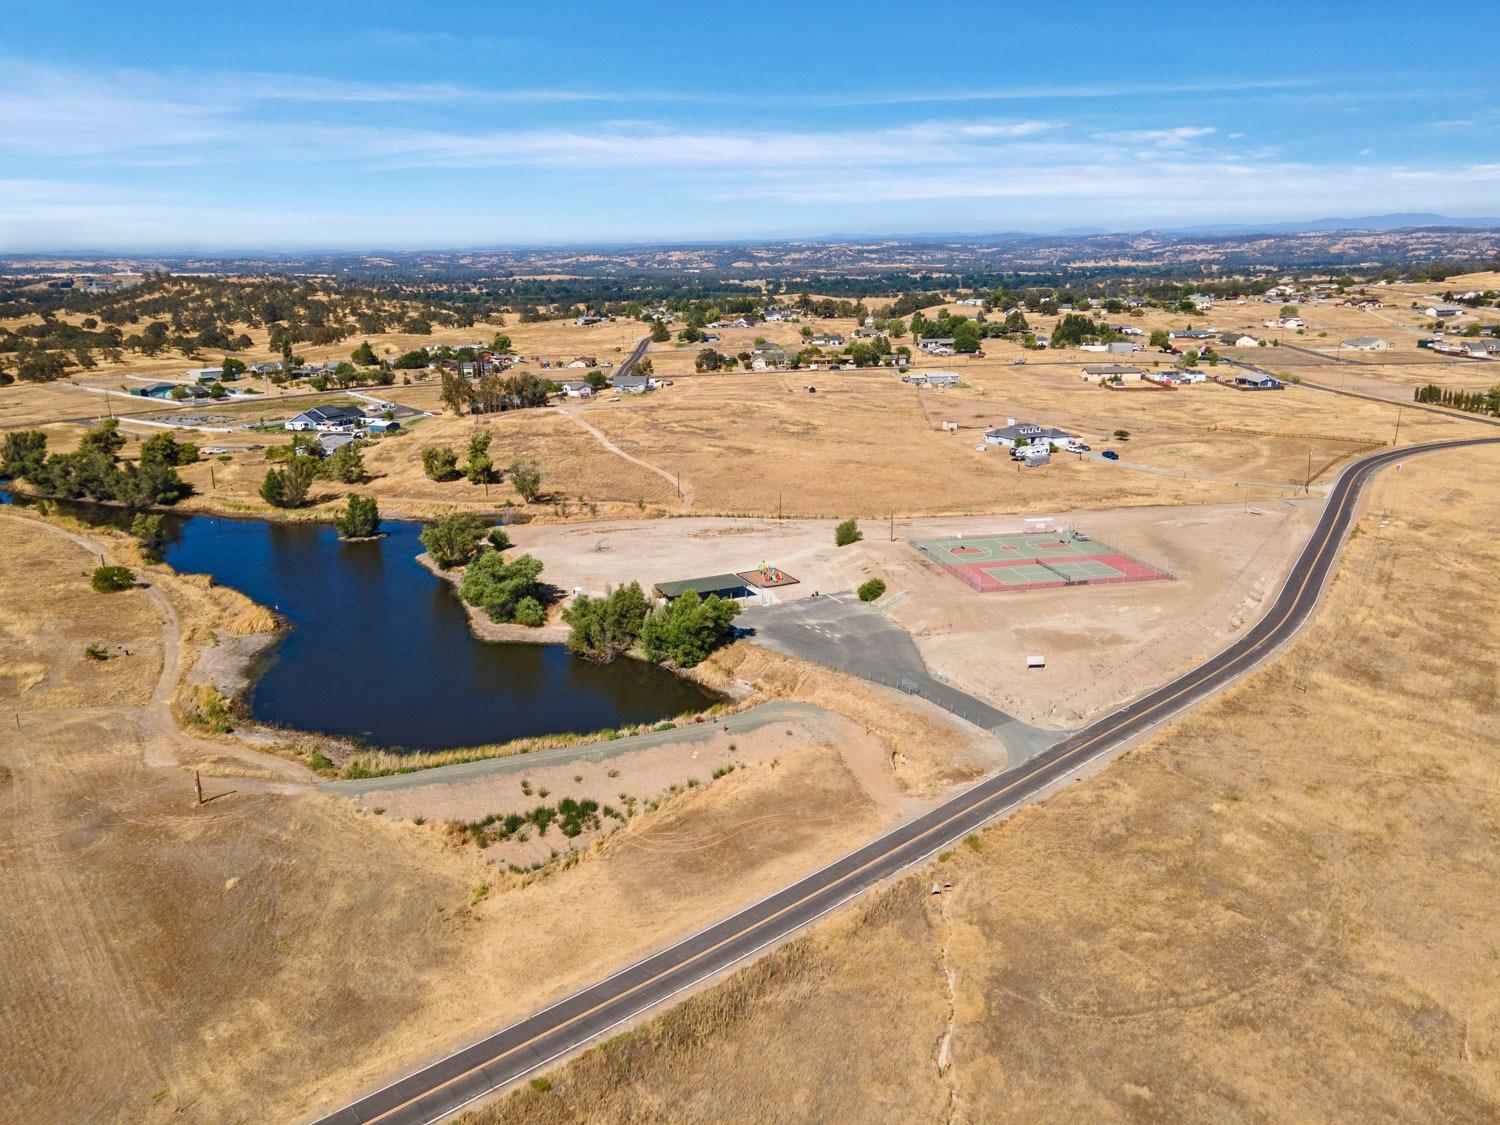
[2,492,720,750]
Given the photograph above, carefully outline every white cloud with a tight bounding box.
[1092,126,1216,148]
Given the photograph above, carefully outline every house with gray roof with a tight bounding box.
[983,422,1077,448]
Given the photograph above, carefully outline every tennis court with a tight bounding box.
[912,530,1172,593]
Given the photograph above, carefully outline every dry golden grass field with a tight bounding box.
[458,443,1500,1124]
[6,274,1495,525]
[0,509,1000,1123]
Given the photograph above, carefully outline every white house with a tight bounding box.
[559,380,595,398]
[917,336,955,355]
[983,421,1077,448]
[1341,336,1391,351]
[810,333,844,347]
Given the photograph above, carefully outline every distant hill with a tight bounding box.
[1163,213,1500,236]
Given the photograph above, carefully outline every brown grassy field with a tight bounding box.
[7,277,1494,524]
[0,510,1001,1123]
[457,443,1500,1123]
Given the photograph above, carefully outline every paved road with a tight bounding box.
[741,595,1060,763]
[309,435,1499,1125]
[615,336,650,378]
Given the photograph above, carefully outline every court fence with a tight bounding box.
[907,526,1174,593]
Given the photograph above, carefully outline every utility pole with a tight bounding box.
[1305,447,1312,494]
[194,770,203,806]
[890,507,895,541]
[1392,407,1403,446]
[209,463,216,490]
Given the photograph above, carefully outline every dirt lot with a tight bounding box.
[506,496,1322,728]
[457,438,1500,1125]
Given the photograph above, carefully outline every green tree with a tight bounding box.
[140,431,199,467]
[259,457,315,508]
[563,582,650,663]
[422,446,460,481]
[221,357,247,379]
[78,418,126,458]
[513,596,545,627]
[857,578,886,602]
[460,551,545,622]
[465,431,493,484]
[835,518,862,547]
[508,458,543,503]
[333,493,380,539]
[393,349,429,370]
[952,320,982,354]
[130,512,165,546]
[91,565,136,593]
[490,333,512,353]
[639,591,739,668]
[649,321,670,343]
[321,442,365,484]
[585,370,609,390]
[351,340,379,366]
[420,512,490,568]
[2,430,49,481]
[1002,310,1030,334]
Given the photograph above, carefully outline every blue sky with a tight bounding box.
[2,0,1498,250]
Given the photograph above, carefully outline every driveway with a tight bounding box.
[739,595,1064,763]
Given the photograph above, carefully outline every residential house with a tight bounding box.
[365,419,401,434]
[559,380,595,398]
[1341,336,1391,351]
[1233,374,1283,390]
[1458,339,1500,359]
[316,432,357,455]
[763,309,799,322]
[1219,332,1262,347]
[285,405,365,432]
[567,356,598,369]
[1169,328,1216,341]
[917,336,955,355]
[983,422,1077,448]
[1105,340,1142,354]
[810,333,844,347]
[188,366,225,383]
[754,342,790,366]
[611,372,655,393]
[131,382,179,399]
[1426,304,1465,319]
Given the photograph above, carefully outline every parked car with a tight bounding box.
[1013,358,1026,365]
[1064,440,1091,453]
[1101,450,1120,460]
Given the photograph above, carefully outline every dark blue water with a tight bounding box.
[2,490,717,749]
